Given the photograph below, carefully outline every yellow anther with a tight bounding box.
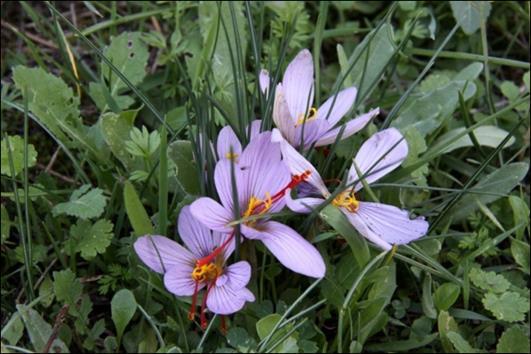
[191,262,222,282]
[225,151,239,161]
[332,191,359,212]
[243,193,273,225]
[296,107,318,126]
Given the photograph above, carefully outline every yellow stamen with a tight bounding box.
[243,193,273,224]
[296,107,318,126]
[332,191,359,212]
[225,152,239,161]
[191,262,223,282]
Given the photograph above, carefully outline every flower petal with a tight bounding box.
[349,127,408,191]
[259,69,270,94]
[293,119,331,150]
[223,261,252,289]
[274,129,329,197]
[285,190,325,213]
[315,108,379,147]
[283,49,314,121]
[273,84,297,145]
[164,264,202,296]
[178,206,218,259]
[134,235,195,274]
[343,202,428,250]
[190,197,233,233]
[207,283,254,315]
[217,125,242,162]
[244,221,326,278]
[316,86,357,126]
[214,159,247,211]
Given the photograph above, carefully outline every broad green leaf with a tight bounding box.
[167,140,200,195]
[53,269,82,306]
[100,32,149,110]
[1,135,37,177]
[256,314,298,353]
[365,333,438,352]
[12,66,102,160]
[226,327,257,352]
[434,283,461,311]
[446,331,480,353]
[496,326,530,353]
[1,312,24,345]
[500,81,520,101]
[437,125,515,154]
[38,276,54,308]
[510,238,530,274]
[392,63,482,137]
[336,44,352,87]
[319,205,370,268]
[469,268,510,293]
[437,311,459,353]
[52,184,107,219]
[450,1,492,35]
[16,304,69,353]
[443,162,529,223]
[124,181,153,236]
[100,109,139,167]
[483,292,529,322]
[341,23,395,99]
[509,196,530,239]
[69,219,114,260]
[421,273,437,319]
[111,289,137,342]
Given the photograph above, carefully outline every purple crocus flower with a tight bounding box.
[216,120,261,163]
[190,131,326,278]
[273,128,429,250]
[133,206,254,329]
[260,49,380,149]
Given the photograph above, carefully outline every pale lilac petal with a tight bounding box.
[214,160,247,211]
[243,221,326,278]
[285,190,325,213]
[274,129,329,197]
[259,69,270,94]
[283,49,314,121]
[273,84,297,145]
[134,235,195,274]
[207,283,254,315]
[218,232,236,262]
[342,202,428,250]
[317,87,357,126]
[248,119,262,140]
[293,119,331,149]
[164,264,202,296]
[221,261,251,289]
[217,125,242,162]
[190,197,233,233]
[315,108,379,147]
[349,127,408,191]
[178,206,217,258]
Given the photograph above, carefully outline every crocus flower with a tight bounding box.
[190,131,326,278]
[260,49,380,149]
[216,120,261,163]
[133,206,254,329]
[273,128,429,250]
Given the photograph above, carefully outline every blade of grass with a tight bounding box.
[313,1,329,106]
[158,125,168,236]
[22,87,33,300]
[407,48,530,69]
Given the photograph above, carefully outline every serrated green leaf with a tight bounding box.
[69,219,114,260]
[53,269,82,306]
[167,140,200,195]
[511,239,530,274]
[437,311,459,353]
[434,283,461,311]
[16,304,69,353]
[443,162,529,223]
[483,292,529,322]
[437,125,515,154]
[52,184,107,219]
[38,276,54,308]
[450,1,491,35]
[469,268,510,293]
[124,181,153,236]
[496,326,530,353]
[446,331,480,353]
[111,289,137,342]
[1,135,37,177]
[100,109,139,167]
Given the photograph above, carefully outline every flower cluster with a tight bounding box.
[133,49,428,329]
